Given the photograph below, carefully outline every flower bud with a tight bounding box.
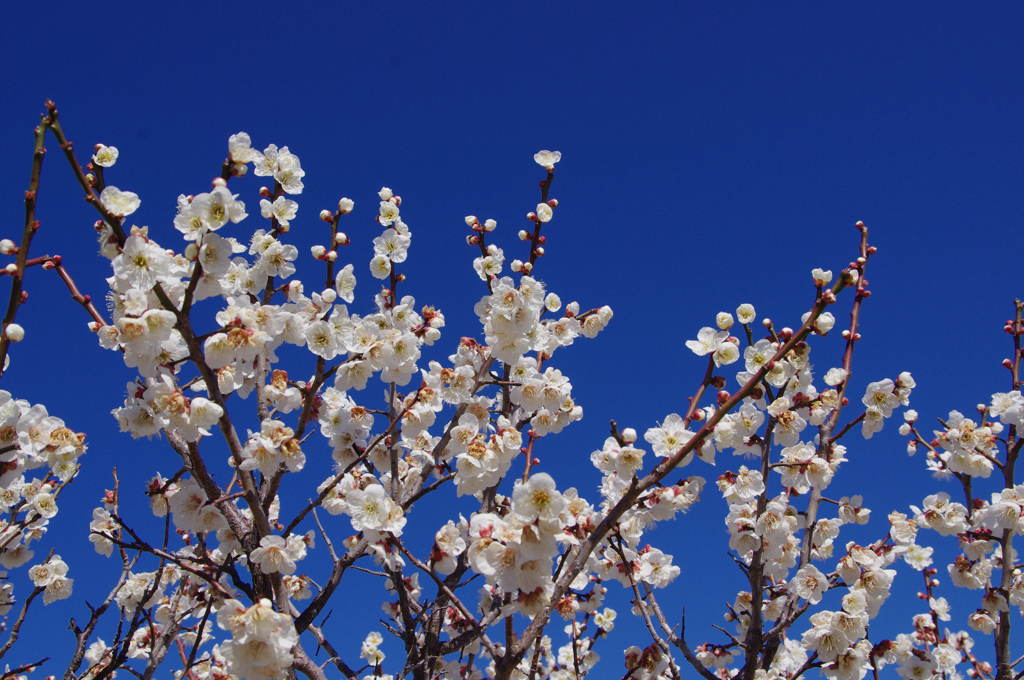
[621,427,637,443]
[464,215,478,227]
[544,293,561,312]
[310,245,326,259]
[518,229,530,241]
[326,250,338,261]
[736,303,755,324]
[335,232,349,245]
[811,267,833,286]
[321,288,338,304]
[337,197,354,213]
[483,219,497,232]
[536,203,553,223]
[319,209,332,221]
[716,312,734,330]
[0,240,15,255]
[4,264,17,275]
[4,323,24,342]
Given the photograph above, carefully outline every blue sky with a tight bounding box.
[1,1,1023,675]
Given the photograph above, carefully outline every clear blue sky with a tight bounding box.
[1,1,1022,674]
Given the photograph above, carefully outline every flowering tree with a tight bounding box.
[0,101,1020,680]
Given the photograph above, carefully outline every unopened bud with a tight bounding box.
[319,209,332,221]
[483,218,497,232]
[0,240,15,255]
[465,215,478,227]
[4,264,16,275]
[4,324,24,342]
[337,197,354,213]
[717,390,730,405]
[621,427,637,443]
[518,229,530,241]
[334,232,349,245]
[325,250,337,261]
[310,245,326,259]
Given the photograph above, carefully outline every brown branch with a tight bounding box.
[0,586,42,660]
[0,111,51,376]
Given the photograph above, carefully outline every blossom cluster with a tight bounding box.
[1,112,1022,680]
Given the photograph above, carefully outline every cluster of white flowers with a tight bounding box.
[0,389,86,619]
[10,115,1024,680]
[27,553,72,604]
[216,598,298,680]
